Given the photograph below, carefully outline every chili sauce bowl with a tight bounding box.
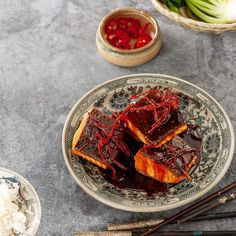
[96,8,162,67]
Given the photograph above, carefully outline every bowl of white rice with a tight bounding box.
[0,167,41,236]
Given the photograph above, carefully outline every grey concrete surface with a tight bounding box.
[0,0,236,235]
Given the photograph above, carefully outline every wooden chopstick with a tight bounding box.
[140,181,236,236]
[74,231,236,236]
[177,192,236,224]
[190,211,236,221]
[107,219,164,231]
[107,211,236,231]
[138,231,236,236]
[74,232,132,236]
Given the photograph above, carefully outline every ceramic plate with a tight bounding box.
[0,167,41,235]
[62,74,234,212]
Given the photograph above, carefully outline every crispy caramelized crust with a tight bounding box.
[72,148,109,169]
[71,108,122,170]
[134,136,198,184]
[126,121,188,148]
[72,112,89,150]
[135,153,187,184]
[72,109,110,169]
[154,123,188,148]
[135,153,198,184]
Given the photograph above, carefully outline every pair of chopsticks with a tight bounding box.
[140,181,236,236]
[75,181,236,236]
[107,212,236,231]
[75,211,236,236]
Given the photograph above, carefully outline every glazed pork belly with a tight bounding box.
[72,108,129,170]
[134,136,198,184]
[124,91,187,147]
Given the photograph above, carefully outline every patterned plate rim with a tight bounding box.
[0,167,42,235]
[62,73,235,212]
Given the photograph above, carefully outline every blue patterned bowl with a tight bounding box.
[0,167,41,235]
[62,74,234,212]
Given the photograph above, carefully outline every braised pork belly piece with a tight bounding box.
[123,89,188,147]
[72,108,130,172]
[134,136,198,184]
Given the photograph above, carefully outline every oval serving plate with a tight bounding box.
[0,167,41,235]
[62,74,234,212]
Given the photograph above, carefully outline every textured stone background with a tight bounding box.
[0,0,235,235]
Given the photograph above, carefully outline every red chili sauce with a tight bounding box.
[104,17,153,49]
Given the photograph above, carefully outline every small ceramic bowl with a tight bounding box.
[96,8,162,67]
[0,167,41,236]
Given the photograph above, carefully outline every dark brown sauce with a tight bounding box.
[180,125,202,162]
[100,112,202,196]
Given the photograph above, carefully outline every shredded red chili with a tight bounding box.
[105,17,153,49]
[89,87,178,177]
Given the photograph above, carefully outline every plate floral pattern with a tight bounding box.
[0,168,41,235]
[62,74,234,212]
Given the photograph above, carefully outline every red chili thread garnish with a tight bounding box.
[89,87,179,177]
[105,17,152,49]
[162,144,196,179]
[129,88,179,135]
[88,111,131,177]
[111,159,127,171]
[97,136,117,177]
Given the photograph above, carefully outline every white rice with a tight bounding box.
[0,182,27,236]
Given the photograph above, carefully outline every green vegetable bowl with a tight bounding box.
[151,0,236,33]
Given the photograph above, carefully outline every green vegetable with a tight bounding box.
[185,0,236,23]
[163,0,185,13]
[162,0,236,24]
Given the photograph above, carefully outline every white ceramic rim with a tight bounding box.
[0,167,42,235]
[62,73,235,212]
